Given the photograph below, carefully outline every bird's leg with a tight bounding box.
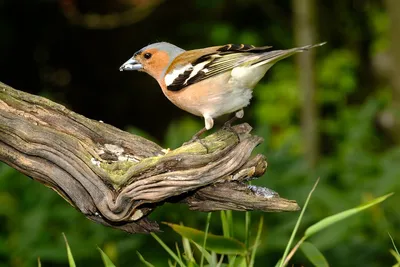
[223,109,244,129]
[187,127,207,142]
[182,128,206,149]
[222,109,244,141]
[182,116,213,153]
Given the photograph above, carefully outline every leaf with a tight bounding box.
[164,223,247,255]
[304,193,393,238]
[136,251,155,267]
[98,248,116,267]
[300,242,329,267]
[62,233,76,267]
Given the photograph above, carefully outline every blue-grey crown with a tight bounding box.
[135,42,185,60]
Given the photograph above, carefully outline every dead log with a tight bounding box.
[0,81,299,233]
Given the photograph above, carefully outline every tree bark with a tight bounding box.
[0,81,299,234]
[293,0,319,168]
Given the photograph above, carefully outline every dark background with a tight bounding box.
[1,0,399,266]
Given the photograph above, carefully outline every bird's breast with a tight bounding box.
[159,72,253,118]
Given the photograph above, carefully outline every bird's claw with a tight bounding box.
[182,135,209,153]
[222,121,233,131]
[222,121,241,142]
[182,135,200,146]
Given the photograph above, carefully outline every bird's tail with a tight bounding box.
[251,42,326,67]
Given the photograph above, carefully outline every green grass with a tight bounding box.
[39,182,393,267]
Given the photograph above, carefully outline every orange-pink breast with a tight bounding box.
[158,72,252,118]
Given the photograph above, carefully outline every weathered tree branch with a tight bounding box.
[0,81,299,233]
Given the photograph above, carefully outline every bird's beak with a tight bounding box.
[119,58,143,71]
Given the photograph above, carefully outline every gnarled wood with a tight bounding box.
[0,81,299,233]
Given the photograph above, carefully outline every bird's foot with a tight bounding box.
[222,119,241,141]
[222,109,244,130]
[182,136,209,154]
[222,117,238,130]
[182,135,199,146]
[182,128,209,153]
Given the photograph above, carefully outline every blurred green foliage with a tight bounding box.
[1,0,399,267]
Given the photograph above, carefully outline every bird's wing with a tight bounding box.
[165,44,271,91]
[165,43,325,92]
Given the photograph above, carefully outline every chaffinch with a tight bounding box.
[120,42,324,138]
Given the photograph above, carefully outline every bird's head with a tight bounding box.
[119,42,184,80]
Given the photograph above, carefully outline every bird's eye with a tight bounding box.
[144,53,152,59]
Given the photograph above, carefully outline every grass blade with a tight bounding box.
[304,193,393,238]
[228,255,237,267]
[245,211,251,250]
[163,223,246,255]
[211,251,218,266]
[136,251,155,267]
[200,212,212,267]
[151,233,186,267]
[182,235,195,262]
[98,247,117,267]
[278,178,320,267]
[389,232,400,257]
[62,233,76,267]
[216,254,225,267]
[221,211,230,238]
[175,243,184,267]
[37,258,41,267]
[233,256,247,267]
[168,259,177,267]
[221,211,236,266]
[249,216,263,267]
[390,249,400,264]
[300,241,329,267]
[227,211,233,237]
[192,241,212,264]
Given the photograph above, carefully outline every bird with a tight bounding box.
[120,41,325,140]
